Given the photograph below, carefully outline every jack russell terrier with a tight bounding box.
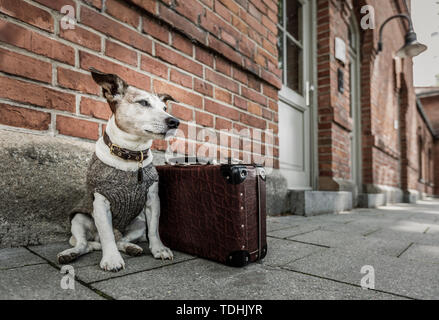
[57,68,180,272]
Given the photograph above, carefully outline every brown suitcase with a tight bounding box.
[157,160,267,267]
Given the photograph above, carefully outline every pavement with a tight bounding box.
[1,199,439,300]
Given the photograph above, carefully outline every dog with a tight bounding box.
[57,68,180,272]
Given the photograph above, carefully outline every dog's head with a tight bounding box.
[90,68,180,139]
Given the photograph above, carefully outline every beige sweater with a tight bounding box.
[70,154,159,234]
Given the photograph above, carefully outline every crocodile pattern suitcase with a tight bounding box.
[157,162,267,267]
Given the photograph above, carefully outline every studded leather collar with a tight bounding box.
[103,132,150,162]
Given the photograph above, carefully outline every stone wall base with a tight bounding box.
[357,193,386,208]
[403,189,420,203]
[289,190,353,216]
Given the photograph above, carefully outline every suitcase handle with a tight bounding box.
[165,156,250,165]
[165,156,216,165]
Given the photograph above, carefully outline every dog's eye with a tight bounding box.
[137,100,150,107]
[163,106,167,112]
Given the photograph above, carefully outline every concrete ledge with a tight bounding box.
[420,192,429,200]
[0,129,94,247]
[358,193,386,208]
[289,191,353,216]
[403,189,420,203]
[364,184,403,205]
[265,169,291,216]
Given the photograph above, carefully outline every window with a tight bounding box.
[277,0,304,95]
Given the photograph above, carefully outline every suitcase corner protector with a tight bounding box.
[225,245,267,267]
[260,244,268,260]
[225,250,250,267]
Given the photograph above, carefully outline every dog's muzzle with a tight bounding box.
[165,117,180,129]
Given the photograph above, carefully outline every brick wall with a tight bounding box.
[435,141,439,196]
[415,110,434,195]
[399,82,437,196]
[317,0,371,189]
[316,0,437,196]
[420,94,439,134]
[0,0,280,167]
[418,93,439,196]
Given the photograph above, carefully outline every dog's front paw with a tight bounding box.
[100,252,125,272]
[150,245,173,260]
[57,249,79,264]
[125,243,144,257]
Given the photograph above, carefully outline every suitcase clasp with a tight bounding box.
[220,165,248,184]
[256,167,266,181]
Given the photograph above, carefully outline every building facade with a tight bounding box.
[276,0,438,213]
[416,87,439,196]
[0,0,437,245]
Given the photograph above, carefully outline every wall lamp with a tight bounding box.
[377,13,427,58]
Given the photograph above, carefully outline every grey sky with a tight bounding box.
[411,0,439,87]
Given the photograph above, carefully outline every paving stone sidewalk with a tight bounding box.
[1,199,438,300]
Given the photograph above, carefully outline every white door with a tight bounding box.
[278,0,313,190]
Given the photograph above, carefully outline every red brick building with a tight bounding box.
[277,0,438,213]
[416,87,439,196]
[304,0,438,210]
[0,0,437,245]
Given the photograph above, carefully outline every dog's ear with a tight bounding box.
[90,67,128,112]
[158,93,178,104]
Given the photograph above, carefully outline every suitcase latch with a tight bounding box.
[256,167,266,181]
[220,165,248,184]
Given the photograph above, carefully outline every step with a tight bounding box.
[289,190,353,216]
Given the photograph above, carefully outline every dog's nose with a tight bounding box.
[166,117,180,129]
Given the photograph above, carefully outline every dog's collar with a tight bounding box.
[103,132,150,162]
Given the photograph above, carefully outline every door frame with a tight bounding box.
[309,0,318,190]
[278,0,318,190]
[349,15,363,195]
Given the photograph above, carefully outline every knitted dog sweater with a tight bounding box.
[70,154,159,234]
